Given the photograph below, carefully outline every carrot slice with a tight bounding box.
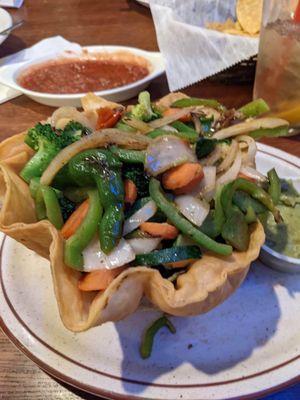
[96,107,121,129]
[61,199,89,240]
[162,163,204,192]
[78,266,126,291]
[163,108,191,122]
[124,179,138,205]
[140,222,179,239]
[173,172,205,195]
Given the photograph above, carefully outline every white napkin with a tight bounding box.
[0,0,23,8]
[0,36,81,104]
[150,0,259,91]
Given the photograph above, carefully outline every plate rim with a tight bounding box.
[0,143,300,400]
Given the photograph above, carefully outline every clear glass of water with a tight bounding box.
[253,0,300,125]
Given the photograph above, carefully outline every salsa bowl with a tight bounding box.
[0,45,165,107]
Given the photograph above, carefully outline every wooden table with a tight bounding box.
[0,1,299,399]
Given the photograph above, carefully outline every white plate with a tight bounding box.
[0,8,12,46]
[0,45,165,107]
[0,143,300,400]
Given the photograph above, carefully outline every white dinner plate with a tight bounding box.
[0,7,12,46]
[0,143,300,400]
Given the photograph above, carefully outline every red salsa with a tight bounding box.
[18,58,149,94]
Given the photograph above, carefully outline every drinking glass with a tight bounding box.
[253,0,300,125]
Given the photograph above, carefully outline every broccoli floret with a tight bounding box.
[131,91,161,122]
[24,123,59,151]
[58,196,76,222]
[123,163,150,198]
[63,121,91,139]
[21,121,88,183]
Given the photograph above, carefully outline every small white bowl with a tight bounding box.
[0,45,165,107]
[260,244,300,274]
[0,8,12,46]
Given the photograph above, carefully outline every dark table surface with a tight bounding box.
[0,1,299,399]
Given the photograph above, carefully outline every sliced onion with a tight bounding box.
[149,108,191,129]
[216,151,242,186]
[239,166,267,182]
[155,92,189,109]
[213,118,288,140]
[194,166,216,201]
[237,135,257,166]
[127,238,161,255]
[217,139,238,173]
[175,195,209,227]
[123,117,152,133]
[83,238,135,272]
[123,200,157,236]
[145,136,196,176]
[40,129,151,186]
[55,118,73,130]
[51,107,95,130]
[192,106,221,121]
[81,92,123,112]
[192,114,201,134]
[201,145,222,166]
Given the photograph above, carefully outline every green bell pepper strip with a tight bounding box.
[110,146,145,164]
[222,178,282,223]
[149,178,232,256]
[248,125,289,140]
[34,185,64,229]
[238,99,270,118]
[171,97,222,109]
[99,203,124,253]
[170,121,199,142]
[140,316,176,359]
[147,128,198,143]
[267,168,281,206]
[35,188,47,220]
[41,186,64,229]
[20,143,59,183]
[67,149,124,254]
[64,190,103,270]
[64,187,91,203]
[232,190,267,214]
[200,185,225,238]
[244,206,257,224]
[29,177,41,199]
[221,208,250,251]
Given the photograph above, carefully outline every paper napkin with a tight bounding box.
[0,0,24,8]
[0,36,81,104]
[150,0,259,91]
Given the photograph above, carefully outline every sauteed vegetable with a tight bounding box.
[18,91,286,295]
[0,90,290,356]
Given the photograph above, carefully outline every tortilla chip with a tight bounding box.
[0,131,265,331]
[206,18,236,32]
[236,0,263,35]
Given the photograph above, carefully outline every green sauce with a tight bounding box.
[263,180,300,259]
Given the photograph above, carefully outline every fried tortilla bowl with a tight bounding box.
[0,128,265,332]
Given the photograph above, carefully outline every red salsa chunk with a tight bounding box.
[18,58,149,94]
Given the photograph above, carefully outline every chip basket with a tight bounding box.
[208,56,257,85]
